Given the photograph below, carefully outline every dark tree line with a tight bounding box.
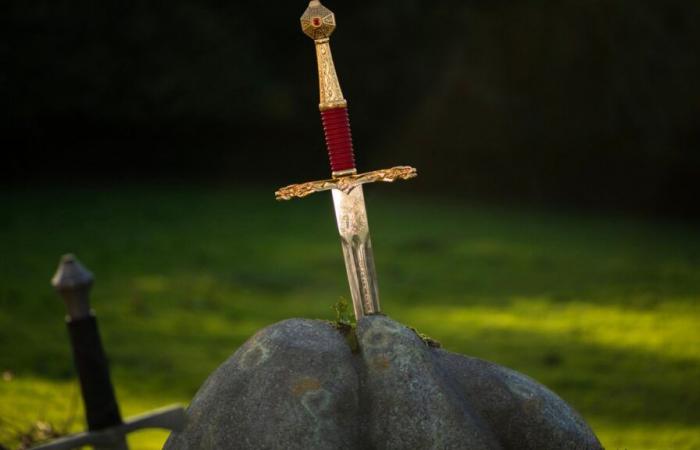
[3,0,699,216]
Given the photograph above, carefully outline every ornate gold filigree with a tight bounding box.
[315,40,346,110]
[275,166,418,201]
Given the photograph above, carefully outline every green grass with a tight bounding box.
[1,186,699,449]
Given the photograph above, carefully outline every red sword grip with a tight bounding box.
[321,106,356,173]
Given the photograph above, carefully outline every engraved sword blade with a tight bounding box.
[331,186,380,320]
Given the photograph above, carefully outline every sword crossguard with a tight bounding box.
[275,166,417,201]
[31,405,187,450]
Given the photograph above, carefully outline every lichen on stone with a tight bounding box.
[409,326,442,348]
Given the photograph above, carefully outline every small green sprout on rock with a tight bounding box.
[330,298,359,353]
[333,297,352,327]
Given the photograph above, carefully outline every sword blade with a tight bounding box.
[331,186,380,320]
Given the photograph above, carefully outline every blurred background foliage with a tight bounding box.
[2,1,700,449]
[3,0,699,216]
[1,188,699,449]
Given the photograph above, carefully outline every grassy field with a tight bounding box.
[1,186,699,449]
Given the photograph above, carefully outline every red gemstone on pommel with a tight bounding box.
[321,107,356,173]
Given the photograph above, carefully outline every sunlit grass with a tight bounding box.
[1,186,699,449]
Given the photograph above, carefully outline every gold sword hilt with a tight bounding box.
[276,0,417,201]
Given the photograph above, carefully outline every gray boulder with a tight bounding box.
[164,315,602,450]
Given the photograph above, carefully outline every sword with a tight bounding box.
[276,0,417,320]
[32,254,186,450]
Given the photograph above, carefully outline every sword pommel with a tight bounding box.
[52,254,93,320]
[301,1,336,41]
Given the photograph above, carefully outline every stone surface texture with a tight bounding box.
[164,315,602,450]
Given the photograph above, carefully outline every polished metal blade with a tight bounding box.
[331,185,380,320]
